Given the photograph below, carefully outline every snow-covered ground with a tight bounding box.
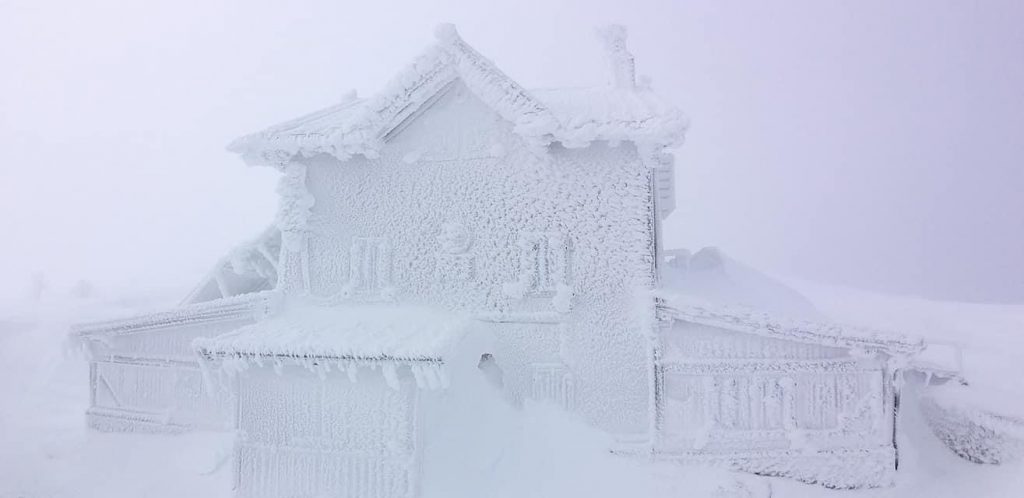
[788,279,1024,416]
[2,281,1024,497]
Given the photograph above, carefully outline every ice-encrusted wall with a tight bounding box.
[90,360,230,431]
[85,317,254,431]
[657,321,897,488]
[78,294,271,432]
[292,81,658,435]
[235,366,417,498]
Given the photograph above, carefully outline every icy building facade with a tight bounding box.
[654,300,920,488]
[74,24,923,494]
[74,229,281,432]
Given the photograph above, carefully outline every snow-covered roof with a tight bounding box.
[193,303,471,363]
[532,86,685,148]
[659,292,924,356]
[229,24,686,168]
[73,291,275,338]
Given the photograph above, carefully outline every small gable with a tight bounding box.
[380,79,518,163]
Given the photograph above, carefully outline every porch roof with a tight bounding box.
[193,302,470,363]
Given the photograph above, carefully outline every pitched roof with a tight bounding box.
[229,24,686,168]
[532,86,685,148]
[658,292,924,356]
[73,291,274,338]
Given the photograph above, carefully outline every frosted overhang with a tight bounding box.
[193,303,470,363]
[658,292,924,357]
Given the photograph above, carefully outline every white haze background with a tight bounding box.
[2,2,1024,497]
[1,0,1022,304]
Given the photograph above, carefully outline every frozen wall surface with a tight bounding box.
[75,292,273,432]
[234,366,417,498]
[211,302,495,498]
[658,321,895,487]
[653,297,922,488]
[288,81,660,436]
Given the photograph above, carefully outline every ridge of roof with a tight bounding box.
[229,24,686,168]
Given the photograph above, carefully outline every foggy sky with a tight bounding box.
[1,0,1022,303]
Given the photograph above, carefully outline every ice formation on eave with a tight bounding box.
[73,291,275,339]
[658,291,924,357]
[193,303,470,364]
[182,226,282,305]
[531,86,686,148]
[227,24,687,168]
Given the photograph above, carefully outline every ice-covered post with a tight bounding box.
[597,24,636,90]
[275,161,315,293]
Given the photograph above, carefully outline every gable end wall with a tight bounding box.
[292,81,658,435]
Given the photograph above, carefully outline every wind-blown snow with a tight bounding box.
[788,279,1024,412]
[660,247,820,319]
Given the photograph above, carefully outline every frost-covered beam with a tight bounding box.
[213,271,231,299]
[256,240,279,272]
[73,291,276,338]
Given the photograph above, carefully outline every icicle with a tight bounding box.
[423,364,441,390]
[346,362,359,383]
[410,364,427,389]
[382,364,400,390]
[197,354,216,397]
[437,364,451,389]
[273,358,283,376]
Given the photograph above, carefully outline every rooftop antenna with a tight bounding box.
[596,24,636,90]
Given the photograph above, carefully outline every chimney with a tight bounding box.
[597,24,636,90]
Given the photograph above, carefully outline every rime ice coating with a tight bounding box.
[227,24,686,169]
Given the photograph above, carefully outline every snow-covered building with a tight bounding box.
[73,228,282,432]
[73,293,272,432]
[655,297,921,488]
[74,24,924,494]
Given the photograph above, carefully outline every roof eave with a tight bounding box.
[660,302,924,357]
[196,349,445,364]
[73,291,277,338]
